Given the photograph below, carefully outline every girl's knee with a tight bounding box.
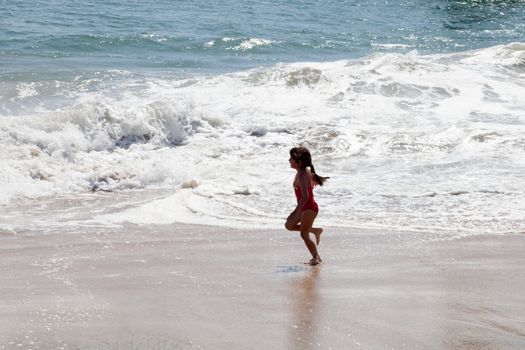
[285,221,294,231]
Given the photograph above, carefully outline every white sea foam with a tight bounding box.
[16,83,39,98]
[1,44,524,234]
[228,38,276,51]
[372,43,412,49]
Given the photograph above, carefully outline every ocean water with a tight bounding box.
[1,0,525,235]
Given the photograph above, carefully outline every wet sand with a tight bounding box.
[1,224,524,349]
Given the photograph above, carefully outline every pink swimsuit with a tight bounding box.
[294,185,319,213]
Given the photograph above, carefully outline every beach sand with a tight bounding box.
[1,224,524,349]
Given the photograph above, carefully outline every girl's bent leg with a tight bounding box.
[286,221,323,237]
[300,210,321,264]
[312,227,323,245]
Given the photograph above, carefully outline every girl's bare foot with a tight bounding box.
[312,228,323,245]
[305,256,322,265]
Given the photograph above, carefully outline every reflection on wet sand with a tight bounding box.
[288,266,322,350]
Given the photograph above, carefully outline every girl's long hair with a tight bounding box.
[289,146,329,186]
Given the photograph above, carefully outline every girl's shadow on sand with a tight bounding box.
[274,265,323,349]
[289,266,322,349]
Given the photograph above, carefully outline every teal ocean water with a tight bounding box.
[2,0,525,74]
[1,1,525,234]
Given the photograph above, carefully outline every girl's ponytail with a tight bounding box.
[310,163,329,186]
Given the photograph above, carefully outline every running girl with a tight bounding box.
[285,147,329,265]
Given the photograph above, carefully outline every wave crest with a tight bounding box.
[4,98,200,157]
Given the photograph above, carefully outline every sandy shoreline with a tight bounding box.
[1,224,524,349]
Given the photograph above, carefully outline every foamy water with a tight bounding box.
[1,44,524,234]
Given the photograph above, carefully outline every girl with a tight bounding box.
[285,147,329,265]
